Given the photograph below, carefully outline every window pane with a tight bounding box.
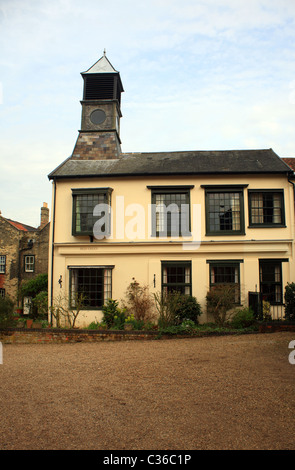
[162,262,191,294]
[0,256,6,273]
[25,256,35,272]
[208,192,241,232]
[260,261,282,304]
[70,268,112,308]
[74,191,110,235]
[154,192,189,236]
[210,264,240,303]
[250,192,282,225]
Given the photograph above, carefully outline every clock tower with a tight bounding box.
[71,52,124,160]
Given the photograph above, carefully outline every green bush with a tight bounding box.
[21,273,48,319]
[206,284,236,326]
[285,283,295,321]
[231,307,255,329]
[102,299,127,329]
[102,299,120,327]
[125,313,145,330]
[112,308,127,329]
[87,321,101,329]
[21,274,48,297]
[33,291,48,317]
[154,290,182,328]
[175,295,202,325]
[0,296,17,328]
[122,279,156,324]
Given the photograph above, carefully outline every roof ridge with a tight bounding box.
[4,218,36,231]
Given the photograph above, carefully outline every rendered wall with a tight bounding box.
[48,174,294,327]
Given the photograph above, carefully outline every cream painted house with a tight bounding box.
[48,54,295,326]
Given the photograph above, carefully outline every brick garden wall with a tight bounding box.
[0,328,158,344]
[1,323,295,344]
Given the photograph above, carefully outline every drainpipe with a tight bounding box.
[288,176,295,272]
[50,178,57,325]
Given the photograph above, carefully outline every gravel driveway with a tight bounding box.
[0,332,294,450]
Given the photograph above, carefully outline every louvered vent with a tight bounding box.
[84,74,121,102]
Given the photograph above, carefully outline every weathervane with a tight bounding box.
[103,48,106,56]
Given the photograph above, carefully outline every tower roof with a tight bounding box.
[82,53,118,74]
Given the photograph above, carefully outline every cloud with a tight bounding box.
[0,0,295,225]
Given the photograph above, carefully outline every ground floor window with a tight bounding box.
[69,267,113,309]
[161,261,191,295]
[259,260,284,304]
[208,260,241,303]
[0,288,5,298]
[23,296,32,315]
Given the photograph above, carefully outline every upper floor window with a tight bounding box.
[248,190,285,227]
[148,186,193,237]
[203,185,246,236]
[25,255,35,273]
[72,188,113,237]
[0,256,6,274]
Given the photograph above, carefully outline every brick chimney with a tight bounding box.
[40,202,49,229]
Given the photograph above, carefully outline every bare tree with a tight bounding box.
[50,292,86,328]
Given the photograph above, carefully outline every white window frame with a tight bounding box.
[25,255,35,273]
[0,255,6,274]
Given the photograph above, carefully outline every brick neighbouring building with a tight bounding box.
[0,203,50,309]
[282,158,295,171]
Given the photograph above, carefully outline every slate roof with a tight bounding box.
[48,148,293,180]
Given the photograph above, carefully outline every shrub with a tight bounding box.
[285,283,295,321]
[33,291,48,318]
[206,284,236,326]
[21,274,48,297]
[21,273,48,319]
[122,279,156,324]
[262,300,272,321]
[87,321,101,329]
[112,308,127,329]
[102,299,127,329]
[102,299,120,328]
[50,292,86,328]
[154,290,182,328]
[174,295,202,325]
[125,313,145,330]
[0,296,17,328]
[231,307,255,329]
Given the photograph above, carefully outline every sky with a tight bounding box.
[0,0,295,227]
